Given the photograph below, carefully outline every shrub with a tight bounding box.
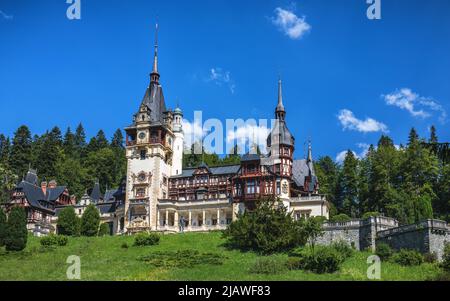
[249,257,287,274]
[375,243,393,261]
[121,242,129,249]
[331,241,354,260]
[80,204,100,237]
[300,247,343,274]
[330,214,351,223]
[133,232,160,246]
[361,212,380,220]
[391,249,423,266]
[57,206,80,236]
[98,223,110,236]
[440,243,450,272]
[40,235,68,247]
[286,257,303,270]
[139,250,226,268]
[0,209,7,247]
[423,252,437,264]
[223,197,306,254]
[4,207,28,251]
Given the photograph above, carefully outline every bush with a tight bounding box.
[223,197,306,254]
[303,247,343,274]
[121,242,129,249]
[391,249,423,266]
[98,223,110,236]
[249,257,287,274]
[80,204,100,237]
[57,206,80,236]
[423,252,437,264]
[440,243,450,272]
[361,212,380,220]
[40,235,68,247]
[331,241,354,260]
[4,207,28,251]
[133,232,160,246]
[286,257,303,270]
[330,214,351,223]
[375,243,393,261]
[139,250,226,268]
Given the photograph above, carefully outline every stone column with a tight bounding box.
[174,211,179,231]
[188,210,192,230]
[157,209,160,230]
[165,210,169,227]
[202,210,206,230]
[217,209,221,228]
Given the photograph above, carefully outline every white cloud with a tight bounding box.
[271,7,311,40]
[0,10,13,20]
[207,68,236,94]
[383,88,447,124]
[182,119,206,147]
[226,124,270,154]
[338,109,388,133]
[335,143,370,163]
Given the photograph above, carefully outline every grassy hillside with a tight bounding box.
[0,232,442,281]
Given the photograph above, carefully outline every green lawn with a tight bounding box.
[0,232,442,281]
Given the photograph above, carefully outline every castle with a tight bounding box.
[4,25,329,236]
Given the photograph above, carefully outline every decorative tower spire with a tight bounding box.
[150,22,160,83]
[275,77,286,121]
[307,139,314,176]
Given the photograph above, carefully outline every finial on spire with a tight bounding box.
[307,139,313,162]
[275,77,286,120]
[152,22,159,74]
[150,20,160,83]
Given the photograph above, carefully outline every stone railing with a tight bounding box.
[377,219,449,238]
[323,219,363,229]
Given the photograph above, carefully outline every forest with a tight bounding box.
[0,124,448,224]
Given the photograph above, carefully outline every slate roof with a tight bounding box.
[97,202,117,214]
[24,170,38,186]
[171,164,240,178]
[141,82,167,124]
[267,120,295,147]
[292,159,317,192]
[103,189,118,202]
[15,179,66,213]
[89,182,103,203]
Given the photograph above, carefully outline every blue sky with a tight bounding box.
[0,0,449,162]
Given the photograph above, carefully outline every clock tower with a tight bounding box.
[123,23,179,233]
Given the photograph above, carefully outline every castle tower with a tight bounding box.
[124,23,175,232]
[266,78,295,200]
[171,105,184,176]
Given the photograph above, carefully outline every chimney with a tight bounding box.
[70,195,77,205]
[48,180,57,189]
[41,181,47,195]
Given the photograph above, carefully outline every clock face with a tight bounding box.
[137,173,146,182]
[138,132,146,140]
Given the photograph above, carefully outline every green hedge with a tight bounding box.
[133,232,160,246]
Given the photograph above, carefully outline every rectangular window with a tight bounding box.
[140,149,146,160]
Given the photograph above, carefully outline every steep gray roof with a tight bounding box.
[292,159,317,192]
[267,120,295,147]
[24,170,38,186]
[104,189,118,202]
[141,82,167,124]
[89,182,103,203]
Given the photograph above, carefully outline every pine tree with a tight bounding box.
[0,208,6,246]
[0,134,10,166]
[338,151,359,217]
[4,206,28,251]
[429,125,438,144]
[315,156,338,206]
[35,132,61,180]
[57,206,80,236]
[80,204,100,236]
[63,127,76,157]
[111,129,124,149]
[9,125,32,179]
[74,123,87,159]
[49,126,63,147]
[95,130,109,149]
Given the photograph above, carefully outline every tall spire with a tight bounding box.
[275,77,286,120]
[307,140,313,163]
[150,22,160,83]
